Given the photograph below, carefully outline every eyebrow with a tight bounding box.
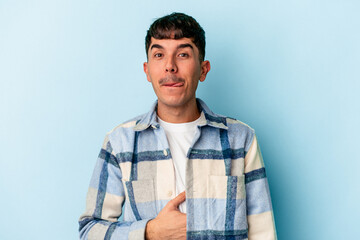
[150,44,164,50]
[178,43,193,50]
[150,43,194,51]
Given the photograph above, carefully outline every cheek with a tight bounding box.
[191,68,202,80]
[183,62,201,77]
[148,64,163,78]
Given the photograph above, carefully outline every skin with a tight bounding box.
[145,192,187,240]
[143,37,211,123]
[143,37,211,239]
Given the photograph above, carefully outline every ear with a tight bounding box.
[143,62,151,82]
[199,60,211,82]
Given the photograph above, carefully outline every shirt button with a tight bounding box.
[163,149,168,156]
[167,191,173,197]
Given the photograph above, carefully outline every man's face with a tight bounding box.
[144,37,210,110]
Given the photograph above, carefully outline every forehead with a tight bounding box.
[149,37,197,51]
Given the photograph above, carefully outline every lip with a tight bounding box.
[162,82,184,87]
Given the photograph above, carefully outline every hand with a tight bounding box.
[145,191,186,240]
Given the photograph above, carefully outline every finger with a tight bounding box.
[170,191,186,208]
[179,212,187,217]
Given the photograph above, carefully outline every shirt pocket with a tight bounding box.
[207,175,248,233]
[125,179,157,220]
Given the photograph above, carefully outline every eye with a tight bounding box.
[178,53,189,57]
[154,53,163,58]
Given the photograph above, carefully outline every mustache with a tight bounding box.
[159,75,185,85]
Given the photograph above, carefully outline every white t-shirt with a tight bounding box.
[158,115,203,213]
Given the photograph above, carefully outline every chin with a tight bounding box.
[160,97,186,108]
[164,100,184,108]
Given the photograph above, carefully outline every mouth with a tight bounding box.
[160,75,185,88]
[163,82,184,87]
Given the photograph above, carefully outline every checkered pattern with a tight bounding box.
[79,99,277,240]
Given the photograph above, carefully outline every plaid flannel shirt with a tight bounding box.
[79,99,277,240]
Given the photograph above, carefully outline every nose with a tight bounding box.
[165,57,177,73]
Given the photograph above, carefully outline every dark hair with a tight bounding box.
[145,12,206,61]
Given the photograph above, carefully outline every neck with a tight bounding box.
[157,98,200,123]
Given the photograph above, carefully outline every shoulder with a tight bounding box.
[212,110,255,136]
[222,114,256,152]
[198,98,256,151]
[225,115,254,130]
[198,98,255,136]
[102,113,146,146]
[108,113,146,134]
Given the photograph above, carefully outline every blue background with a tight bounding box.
[1,0,359,239]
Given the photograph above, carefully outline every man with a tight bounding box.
[79,12,277,240]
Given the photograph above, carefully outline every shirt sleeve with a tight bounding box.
[244,134,277,240]
[78,135,151,240]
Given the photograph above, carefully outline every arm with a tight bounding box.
[244,134,277,240]
[78,135,151,240]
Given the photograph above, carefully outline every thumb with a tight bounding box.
[169,191,186,209]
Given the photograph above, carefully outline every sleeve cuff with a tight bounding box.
[128,218,152,240]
